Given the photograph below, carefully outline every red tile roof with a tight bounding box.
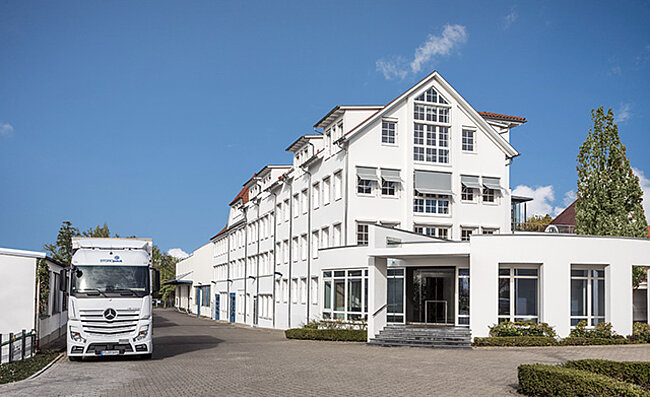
[229,186,249,206]
[479,111,527,123]
[211,225,229,240]
[647,226,650,238]
[550,200,576,226]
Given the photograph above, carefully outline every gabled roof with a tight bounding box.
[336,70,520,159]
[229,186,249,206]
[210,225,228,241]
[479,112,527,124]
[550,200,576,226]
[285,135,323,152]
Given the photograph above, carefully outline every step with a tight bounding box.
[367,341,472,349]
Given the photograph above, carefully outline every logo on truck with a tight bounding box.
[103,308,117,320]
[100,255,123,263]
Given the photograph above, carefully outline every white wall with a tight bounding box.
[175,242,214,317]
[0,253,37,335]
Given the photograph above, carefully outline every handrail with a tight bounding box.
[372,303,387,317]
[0,331,35,347]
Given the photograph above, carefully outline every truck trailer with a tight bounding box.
[64,237,159,359]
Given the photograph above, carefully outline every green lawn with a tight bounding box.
[0,353,59,384]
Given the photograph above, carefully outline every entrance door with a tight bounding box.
[229,293,236,322]
[214,294,220,320]
[410,268,455,325]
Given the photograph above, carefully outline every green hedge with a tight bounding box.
[489,321,557,337]
[285,328,367,342]
[563,360,650,390]
[560,337,636,346]
[473,336,558,347]
[518,364,650,397]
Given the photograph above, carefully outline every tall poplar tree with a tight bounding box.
[575,106,647,237]
[575,107,648,288]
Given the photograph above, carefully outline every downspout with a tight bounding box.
[341,140,350,245]
[271,191,278,328]
[287,178,293,328]
[301,151,313,322]
[243,206,248,323]
[255,199,261,326]
[226,229,231,316]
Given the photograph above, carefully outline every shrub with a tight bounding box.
[570,320,618,339]
[563,360,650,390]
[303,319,367,330]
[285,328,367,342]
[632,323,650,343]
[561,337,634,346]
[473,336,558,347]
[518,364,649,397]
[488,321,557,337]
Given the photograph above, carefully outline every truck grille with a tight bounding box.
[79,309,140,335]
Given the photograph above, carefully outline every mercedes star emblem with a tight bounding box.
[103,308,117,320]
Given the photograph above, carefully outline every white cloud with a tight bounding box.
[632,167,650,222]
[376,24,468,80]
[609,65,622,75]
[503,7,518,29]
[0,122,14,138]
[512,184,574,218]
[617,103,632,123]
[168,248,189,260]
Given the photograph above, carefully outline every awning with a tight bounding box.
[461,175,482,190]
[356,166,379,181]
[381,169,402,183]
[414,170,453,195]
[163,271,193,285]
[483,177,503,190]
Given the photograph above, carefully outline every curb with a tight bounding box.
[26,352,64,381]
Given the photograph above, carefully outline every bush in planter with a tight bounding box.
[473,336,558,347]
[631,322,650,343]
[285,328,367,342]
[488,320,557,338]
[518,364,649,397]
[563,360,650,389]
[560,337,634,346]
[570,320,618,339]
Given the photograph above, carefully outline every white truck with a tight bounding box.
[64,237,159,360]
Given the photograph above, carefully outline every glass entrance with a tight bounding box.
[407,268,455,324]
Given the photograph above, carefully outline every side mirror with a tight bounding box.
[152,268,160,293]
[59,270,68,292]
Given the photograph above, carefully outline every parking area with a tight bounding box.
[1,309,648,396]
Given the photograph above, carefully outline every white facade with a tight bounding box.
[0,248,67,353]
[173,242,214,317]
[175,70,650,339]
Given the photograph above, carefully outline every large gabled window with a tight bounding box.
[415,87,449,104]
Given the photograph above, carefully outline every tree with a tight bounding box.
[524,214,554,232]
[43,221,80,265]
[151,246,180,305]
[575,106,648,289]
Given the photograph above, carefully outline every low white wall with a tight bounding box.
[470,234,650,338]
[0,254,37,335]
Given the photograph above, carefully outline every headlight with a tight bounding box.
[69,327,86,343]
[133,325,149,342]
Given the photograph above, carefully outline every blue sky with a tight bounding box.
[1,1,649,257]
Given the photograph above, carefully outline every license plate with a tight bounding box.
[100,350,119,356]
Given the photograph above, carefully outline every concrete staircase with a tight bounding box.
[367,325,472,349]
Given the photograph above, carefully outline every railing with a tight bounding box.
[0,329,36,364]
[512,222,575,234]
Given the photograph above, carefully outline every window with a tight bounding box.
[291,279,298,304]
[382,121,396,144]
[387,268,405,323]
[413,124,449,163]
[415,87,449,104]
[498,266,539,323]
[322,269,368,320]
[381,179,396,196]
[458,268,470,325]
[414,225,450,239]
[311,277,318,305]
[413,192,450,214]
[333,171,342,200]
[300,277,307,304]
[200,286,210,307]
[332,224,341,246]
[357,223,369,246]
[321,227,329,249]
[301,234,307,261]
[461,185,474,201]
[292,237,298,262]
[483,188,495,203]
[293,194,299,217]
[312,231,319,259]
[275,279,281,302]
[571,267,605,326]
[52,272,60,314]
[461,228,475,241]
[301,189,308,214]
[283,240,289,263]
[313,183,320,209]
[283,200,290,222]
[482,228,498,235]
[357,178,372,194]
[282,279,288,302]
[323,177,331,205]
[276,242,281,265]
[462,130,475,151]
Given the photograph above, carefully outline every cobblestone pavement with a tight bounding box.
[2,309,648,396]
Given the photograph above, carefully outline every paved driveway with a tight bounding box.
[1,309,648,396]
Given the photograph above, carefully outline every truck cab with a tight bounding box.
[65,238,159,359]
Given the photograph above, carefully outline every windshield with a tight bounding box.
[71,266,150,297]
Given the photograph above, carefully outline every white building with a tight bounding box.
[175,70,650,342]
[0,247,67,355]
